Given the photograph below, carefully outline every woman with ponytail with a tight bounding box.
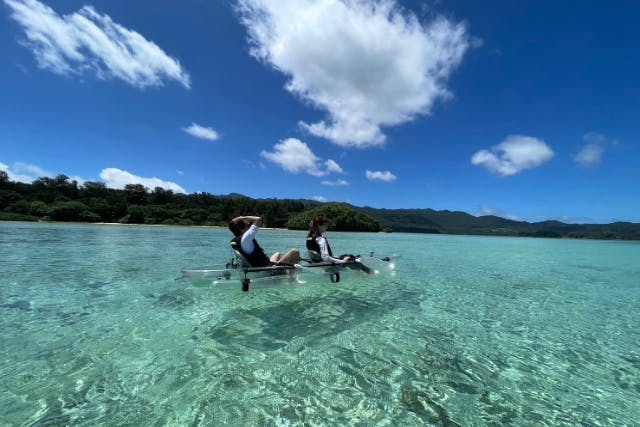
[306,215,353,264]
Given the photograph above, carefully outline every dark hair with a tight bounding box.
[308,215,328,237]
[229,219,245,237]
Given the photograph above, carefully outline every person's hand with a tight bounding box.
[342,256,352,262]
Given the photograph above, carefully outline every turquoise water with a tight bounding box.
[1,221,639,426]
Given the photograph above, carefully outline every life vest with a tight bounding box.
[306,234,332,256]
[230,236,270,267]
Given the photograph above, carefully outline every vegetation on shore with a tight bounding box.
[1,172,639,239]
[0,172,321,227]
[287,204,380,232]
[356,207,640,240]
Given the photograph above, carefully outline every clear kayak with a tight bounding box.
[181,262,300,290]
[181,252,397,291]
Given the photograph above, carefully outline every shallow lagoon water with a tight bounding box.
[1,221,639,425]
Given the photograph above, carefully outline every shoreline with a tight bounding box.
[2,219,639,241]
[1,219,293,231]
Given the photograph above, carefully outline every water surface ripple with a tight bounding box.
[1,222,638,425]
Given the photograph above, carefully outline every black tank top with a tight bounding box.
[230,236,270,267]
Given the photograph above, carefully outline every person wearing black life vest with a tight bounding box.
[306,215,374,274]
[229,216,300,267]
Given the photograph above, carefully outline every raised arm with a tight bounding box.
[230,216,262,227]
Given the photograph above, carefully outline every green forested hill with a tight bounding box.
[1,172,639,239]
[356,206,640,240]
[0,173,320,228]
[287,204,380,232]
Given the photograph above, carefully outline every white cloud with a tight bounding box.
[312,196,327,202]
[321,179,349,187]
[5,0,190,89]
[471,135,554,176]
[99,168,186,193]
[476,206,520,221]
[573,132,605,168]
[238,0,469,147]
[260,138,343,177]
[366,170,396,182]
[1,161,88,184]
[13,161,51,178]
[183,123,220,142]
[573,143,604,168]
[69,175,86,186]
[0,161,51,182]
[325,159,344,174]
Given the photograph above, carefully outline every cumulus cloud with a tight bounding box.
[321,179,349,187]
[99,168,186,193]
[183,123,220,142]
[69,175,86,185]
[238,0,469,147]
[312,196,327,202]
[0,161,52,182]
[325,159,344,174]
[471,135,554,176]
[366,170,397,182]
[5,0,190,89]
[260,138,343,177]
[573,132,606,168]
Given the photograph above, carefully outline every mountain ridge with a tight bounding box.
[354,205,640,239]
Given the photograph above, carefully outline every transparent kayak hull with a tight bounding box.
[181,264,298,289]
[181,254,397,291]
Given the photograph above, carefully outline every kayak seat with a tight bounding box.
[232,249,253,268]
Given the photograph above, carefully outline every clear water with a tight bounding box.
[1,221,639,426]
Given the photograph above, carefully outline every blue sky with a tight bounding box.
[1,0,638,224]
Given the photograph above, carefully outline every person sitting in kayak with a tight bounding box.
[306,215,351,263]
[306,215,373,273]
[229,215,300,267]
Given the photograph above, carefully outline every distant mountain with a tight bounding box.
[355,206,640,240]
[2,173,638,239]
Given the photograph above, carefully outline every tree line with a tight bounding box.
[2,171,638,239]
[0,172,380,231]
[356,207,640,240]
